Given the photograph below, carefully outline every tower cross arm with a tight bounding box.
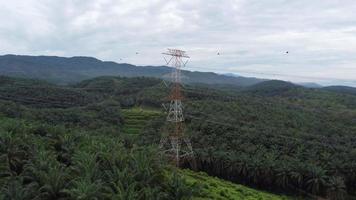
[162,49,190,58]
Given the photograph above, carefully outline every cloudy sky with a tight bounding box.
[1,0,356,86]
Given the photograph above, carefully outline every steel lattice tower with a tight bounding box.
[159,49,194,167]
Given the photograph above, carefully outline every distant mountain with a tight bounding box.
[222,73,240,77]
[0,54,264,86]
[224,73,324,89]
[243,80,300,96]
[297,82,322,88]
[322,85,356,95]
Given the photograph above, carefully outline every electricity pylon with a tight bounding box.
[159,49,194,167]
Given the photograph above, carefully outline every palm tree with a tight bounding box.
[289,169,304,189]
[71,151,102,181]
[261,152,277,187]
[248,159,263,186]
[0,177,37,200]
[131,148,163,188]
[276,165,290,189]
[0,153,11,188]
[164,172,196,200]
[0,132,28,175]
[106,167,134,190]
[23,148,70,200]
[35,163,70,199]
[235,155,249,183]
[51,133,77,166]
[110,181,139,200]
[139,187,166,200]
[66,179,108,200]
[326,176,346,200]
[305,165,328,195]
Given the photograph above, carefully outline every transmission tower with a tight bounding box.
[159,49,194,167]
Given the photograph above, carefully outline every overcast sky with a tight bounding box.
[1,0,356,86]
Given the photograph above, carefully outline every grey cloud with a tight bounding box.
[0,0,356,86]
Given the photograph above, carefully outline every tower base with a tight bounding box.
[159,136,195,168]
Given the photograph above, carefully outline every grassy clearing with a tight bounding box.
[121,107,162,134]
[182,170,294,200]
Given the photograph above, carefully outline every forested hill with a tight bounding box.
[0,54,263,86]
[1,75,356,199]
[0,75,293,200]
[242,80,299,96]
[322,85,356,96]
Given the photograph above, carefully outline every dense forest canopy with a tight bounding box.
[1,75,356,199]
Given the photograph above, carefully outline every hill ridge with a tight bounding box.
[0,54,264,86]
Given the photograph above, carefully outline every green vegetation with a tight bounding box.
[0,76,290,199]
[141,80,356,199]
[1,75,356,199]
[183,170,290,200]
[0,117,201,199]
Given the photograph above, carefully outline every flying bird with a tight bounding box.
[286,51,289,54]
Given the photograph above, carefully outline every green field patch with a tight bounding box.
[121,107,162,134]
[182,170,293,200]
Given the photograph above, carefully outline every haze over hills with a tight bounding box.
[2,54,356,96]
[0,54,264,86]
